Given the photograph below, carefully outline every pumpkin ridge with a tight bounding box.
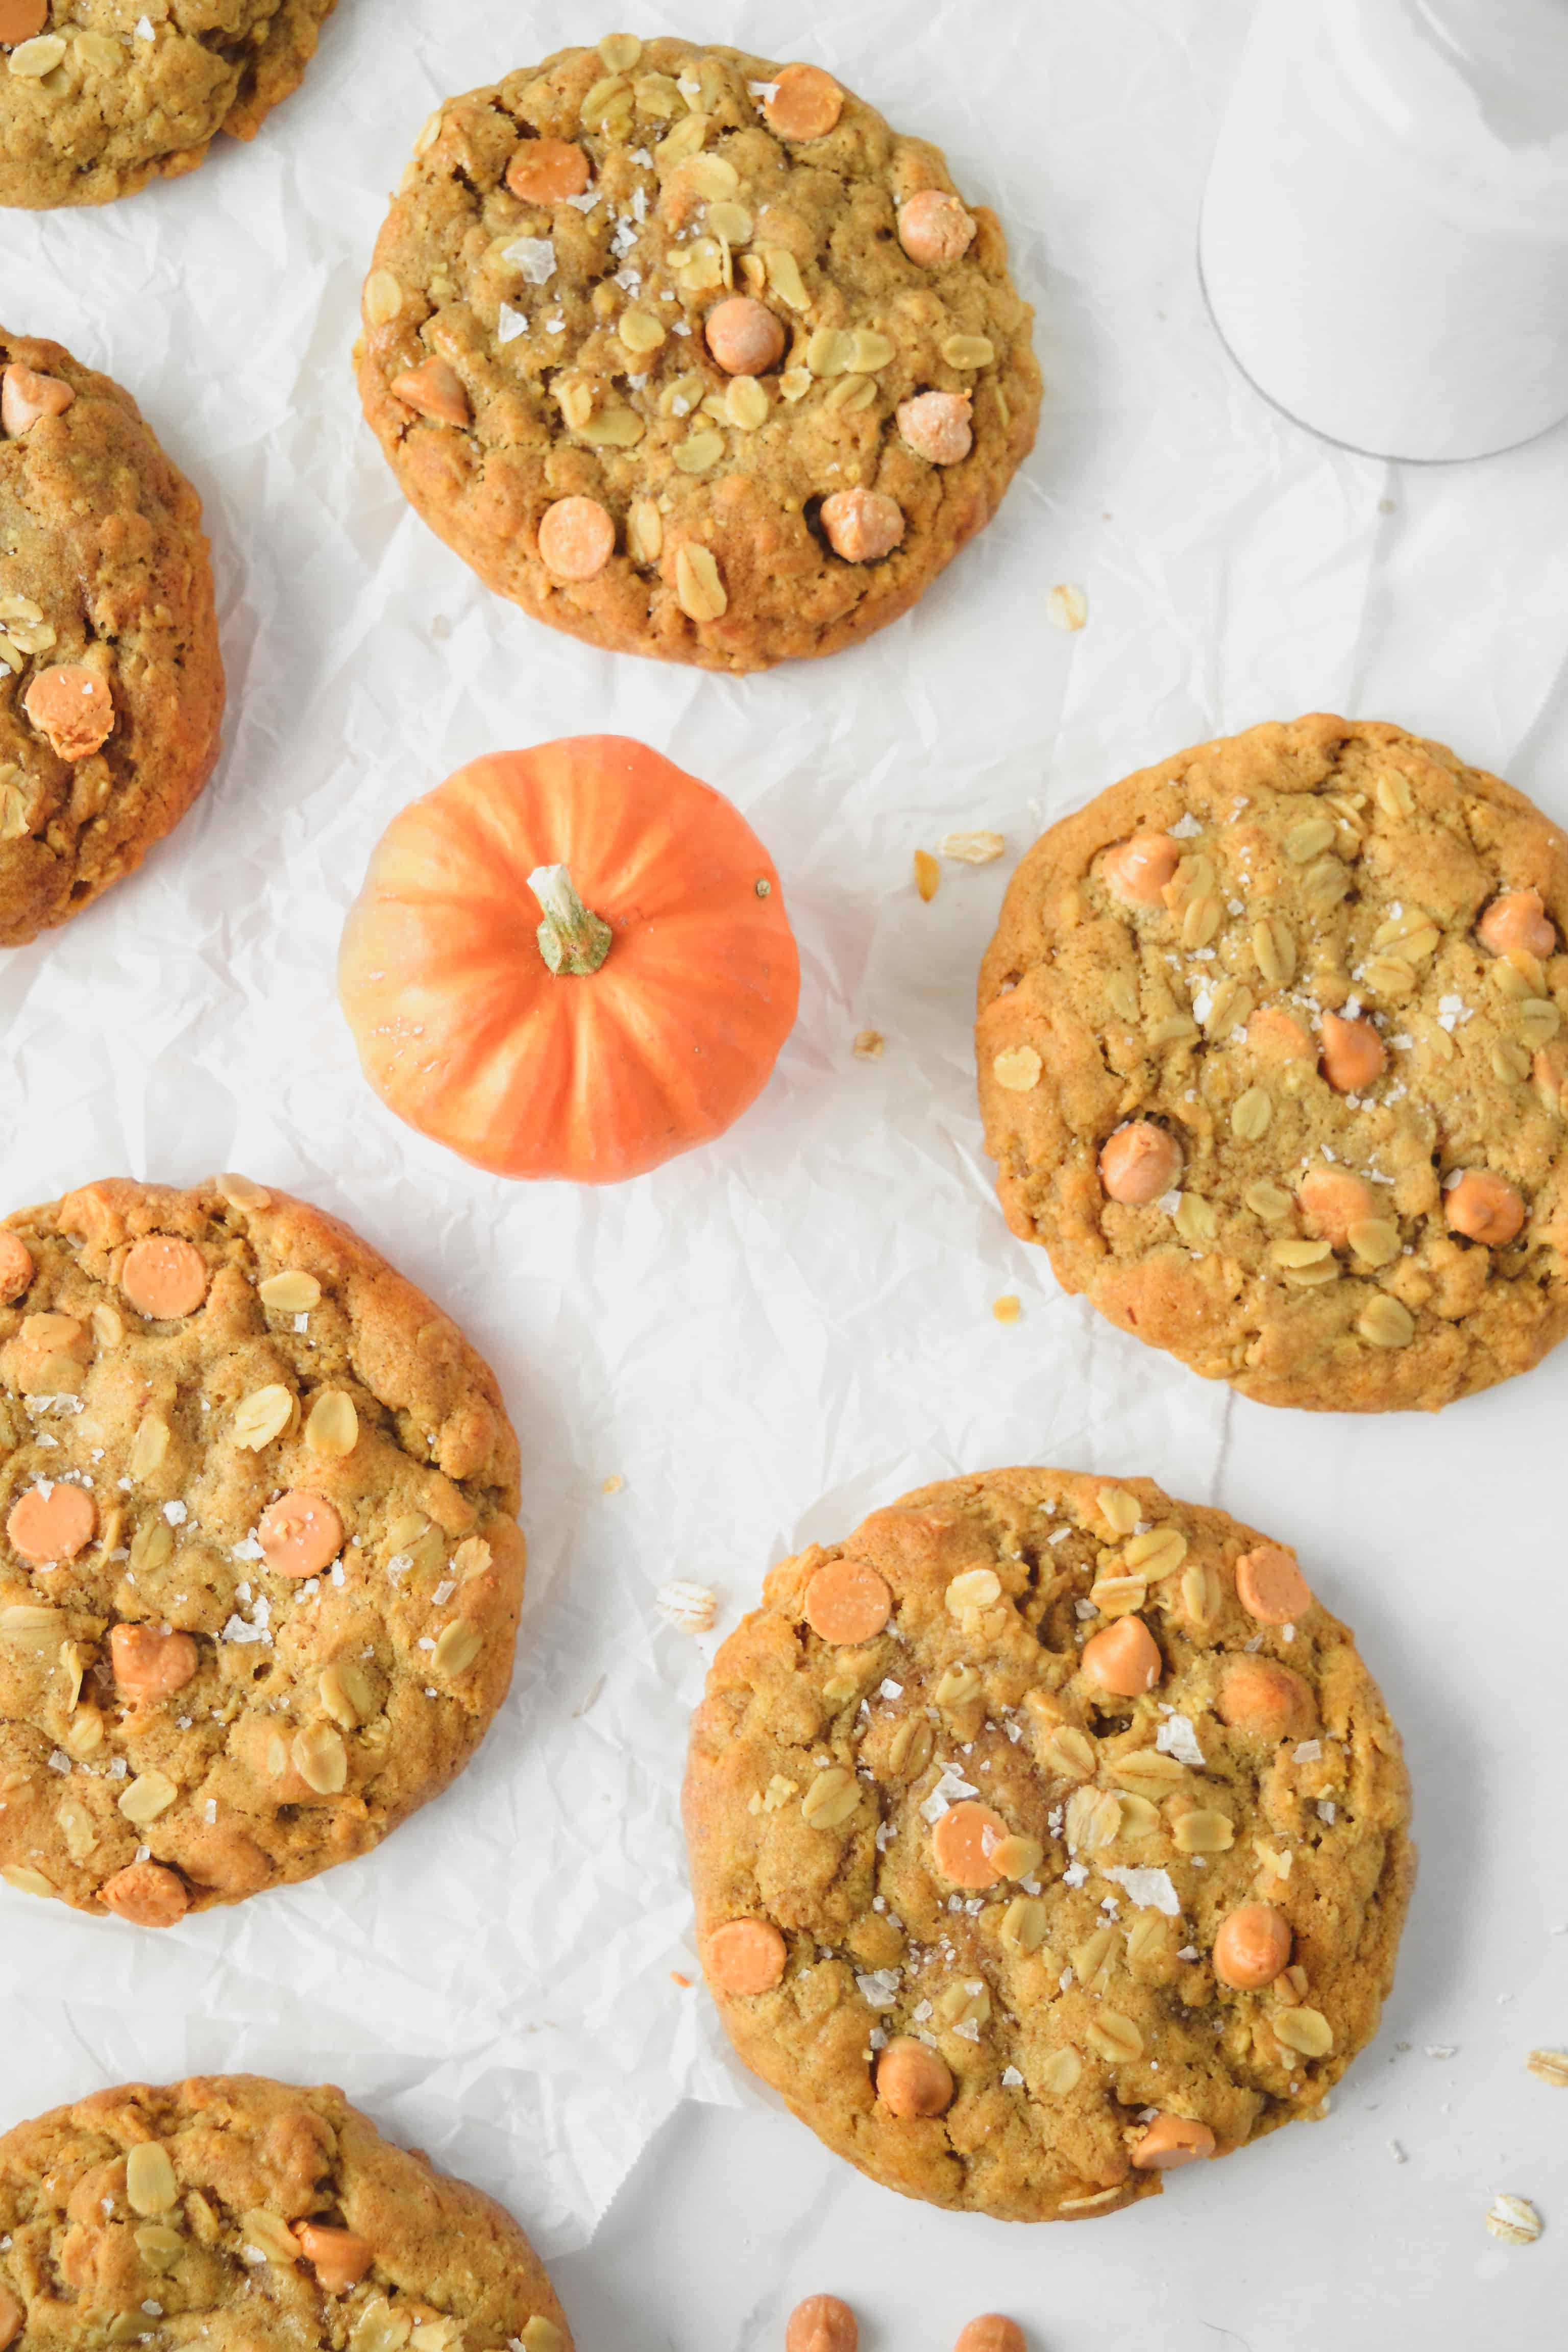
[551,985,711,1179]
[596,957,797,1063]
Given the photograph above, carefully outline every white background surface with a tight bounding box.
[2,0,1565,2345]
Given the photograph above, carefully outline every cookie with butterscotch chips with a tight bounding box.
[0,328,225,947]
[0,2,339,209]
[684,1468,1412,2221]
[977,715,1568,1410]
[0,1177,525,1927]
[0,2074,572,2348]
[356,35,1041,672]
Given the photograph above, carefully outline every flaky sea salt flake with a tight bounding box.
[503,237,556,284]
[1099,1865,1180,1917]
[1156,1712,1206,1768]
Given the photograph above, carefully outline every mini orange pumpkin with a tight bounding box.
[338,737,800,1183]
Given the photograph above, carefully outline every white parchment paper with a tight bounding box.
[2,7,1565,2331]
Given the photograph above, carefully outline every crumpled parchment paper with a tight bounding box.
[3,0,1567,2275]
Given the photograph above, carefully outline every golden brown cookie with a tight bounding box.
[0,1177,526,1927]
[0,2074,572,2348]
[0,2,339,209]
[356,35,1041,673]
[685,1468,1413,2222]
[977,715,1568,1411]
[0,329,224,947]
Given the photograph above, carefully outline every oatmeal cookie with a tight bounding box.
[0,2074,572,2348]
[977,715,1568,1410]
[685,1468,1412,2222]
[0,2,338,209]
[356,35,1040,672]
[0,1176,525,1927]
[0,328,224,947]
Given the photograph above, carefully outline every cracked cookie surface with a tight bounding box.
[356,35,1041,673]
[977,715,1568,1411]
[0,328,224,947]
[0,2074,571,2349]
[0,2,339,209]
[0,1177,525,1927]
[684,1468,1412,2222]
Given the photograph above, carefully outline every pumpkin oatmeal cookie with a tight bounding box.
[355,35,1041,672]
[977,715,1568,1411]
[0,328,224,947]
[0,1177,525,1927]
[685,1468,1412,2222]
[0,2074,572,2348]
[0,2,339,210]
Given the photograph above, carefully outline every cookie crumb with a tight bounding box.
[1047,582,1088,631]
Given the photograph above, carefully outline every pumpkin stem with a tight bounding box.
[529,863,614,977]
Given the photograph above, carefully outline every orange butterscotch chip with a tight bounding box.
[505,137,591,203]
[803,1557,892,1646]
[1,357,72,436]
[931,1799,1007,1888]
[0,2281,20,2352]
[896,390,973,467]
[1099,1121,1182,1206]
[537,495,616,582]
[7,1483,95,1564]
[97,1859,190,1928]
[297,2223,374,2295]
[820,488,903,565]
[1217,1657,1315,1742]
[1445,1169,1526,1247]
[22,665,114,762]
[706,1917,787,1995]
[111,1624,200,1702]
[953,2321,1026,2352]
[1213,1902,1292,1991]
[1130,2114,1215,2170]
[1478,887,1555,964]
[1105,837,1175,908]
[121,1235,208,1319]
[704,296,787,377]
[764,63,843,142]
[1101,834,1179,908]
[1296,1167,1374,1246]
[257,1491,345,1581]
[0,0,47,43]
[1234,1543,1312,1625]
[875,2035,954,2118]
[1319,1011,1386,1094]
[786,2297,857,2352]
[1081,1615,1161,1697]
[389,356,471,427]
[0,1230,33,1304]
[897,189,977,268]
